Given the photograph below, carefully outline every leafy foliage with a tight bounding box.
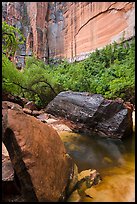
[50,38,135,104]
[2,36,135,108]
[2,54,23,95]
[2,21,25,57]
[2,54,59,107]
[21,56,60,107]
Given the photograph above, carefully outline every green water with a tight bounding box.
[60,131,135,172]
[59,131,135,202]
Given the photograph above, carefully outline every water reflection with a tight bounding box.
[60,131,135,172]
[59,131,135,202]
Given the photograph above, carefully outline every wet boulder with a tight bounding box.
[2,109,74,202]
[46,91,133,139]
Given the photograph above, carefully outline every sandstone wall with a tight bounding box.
[48,2,135,62]
[2,2,135,64]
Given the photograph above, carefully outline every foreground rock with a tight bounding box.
[67,169,102,202]
[2,143,26,202]
[2,144,20,201]
[2,92,28,107]
[2,101,23,111]
[2,109,74,202]
[36,113,74,132]
[46,91,133,139]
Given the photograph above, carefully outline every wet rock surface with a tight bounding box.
[2,109,74,202]
[46,91,133,139]
[2,96,134,202]
[36,113,75,132]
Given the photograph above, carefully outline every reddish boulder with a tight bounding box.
[2,101,23,111]
[2,109,74,202]
[2,92,27,107]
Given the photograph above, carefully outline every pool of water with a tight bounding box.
[59,130,135,202]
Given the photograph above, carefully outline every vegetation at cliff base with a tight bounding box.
[2,21,25,58]
[2,21,135,108]
[48,38,135,106]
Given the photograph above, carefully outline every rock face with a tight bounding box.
[2,101,23,111]
[46,91,133,139]
[2,142,25,202]
[47,2,135,62]
[2,147,20,201]
[2,2,135,64]
[2,109,74,201]
[2,92,27,107]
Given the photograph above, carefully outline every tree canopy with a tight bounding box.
[2,21,25,58]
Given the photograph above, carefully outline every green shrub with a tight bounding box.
[50,38,135,104]
[2,54,23,95]
[2,55,61,108]
[2,21,25,57]
[21,56,61,107]
[2,37,135,108]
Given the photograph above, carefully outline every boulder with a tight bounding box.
[46,91,133,139]
[2,143,21,201]
[2,101,23,140]
[2,92,28,107]
[2,101,23,111]
[2,109,74,202]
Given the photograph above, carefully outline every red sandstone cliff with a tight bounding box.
[2,2,135,65]
[48,2,135,62]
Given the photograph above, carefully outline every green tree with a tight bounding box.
[2,21,25,58]
[2,21,25,98]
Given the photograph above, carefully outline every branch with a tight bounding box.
[12,81,38,95]
[28,78,57,95]
[3,79,42,100]
[4,78,57,102]
[2,32,15,37]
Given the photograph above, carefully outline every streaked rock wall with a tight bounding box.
[2,2,135,64]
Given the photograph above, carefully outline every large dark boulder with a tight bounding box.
[46,91,133,139]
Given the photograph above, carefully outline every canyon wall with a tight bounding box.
[2,2,135,65]
[48,2,135,62]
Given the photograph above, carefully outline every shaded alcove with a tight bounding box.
[2,128,38,202]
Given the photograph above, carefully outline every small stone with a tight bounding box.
[24,101,37,111]
[23,108,32,115]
